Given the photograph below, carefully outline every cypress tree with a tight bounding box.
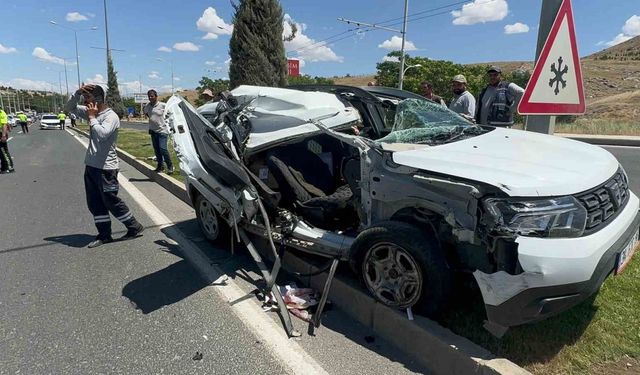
[229,0,287,88]
[106,55,126,118]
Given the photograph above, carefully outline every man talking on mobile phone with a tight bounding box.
[65,84,144,248]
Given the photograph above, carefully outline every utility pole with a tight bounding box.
[398,0,409,90]
[104,0,111,63]
[338,0,411,90]
[525,0,564,135]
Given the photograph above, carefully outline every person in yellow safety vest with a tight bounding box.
[0,108,15,173]
[17,111,29,134]
[58,111,67,131]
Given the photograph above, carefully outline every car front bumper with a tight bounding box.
[40,123,61,129]
[474,192,640,328]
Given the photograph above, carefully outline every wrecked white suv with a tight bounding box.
[166,85,639,335]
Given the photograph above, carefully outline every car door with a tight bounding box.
[165,95,254,223]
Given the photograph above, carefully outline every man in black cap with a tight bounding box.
[475,65,524,127]
[65,83,144,248]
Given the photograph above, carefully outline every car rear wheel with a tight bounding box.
[351,221,452,317]
[195,194,230,245]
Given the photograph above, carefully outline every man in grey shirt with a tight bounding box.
[475,66,525,127]
[448,74,476,121]
[66,84,144,248]
[143,89,173,174]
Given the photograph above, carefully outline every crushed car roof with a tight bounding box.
[198,85,361,153]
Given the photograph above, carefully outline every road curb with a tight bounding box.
[557,133,640,147]
[70,126,531,375]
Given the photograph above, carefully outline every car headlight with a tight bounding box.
[484,196,587,238]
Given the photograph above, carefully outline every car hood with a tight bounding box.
[389,127,619,197]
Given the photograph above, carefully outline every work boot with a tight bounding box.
[166,166,175,175]
[88,236,114,248]
[119,221,144,240]
[154,165,163,173]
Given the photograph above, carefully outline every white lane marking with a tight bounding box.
[70,132,327,375]
[602,145,640,150]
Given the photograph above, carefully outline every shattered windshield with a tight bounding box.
[378,99,486,145]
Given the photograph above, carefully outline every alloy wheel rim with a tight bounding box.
[362,242,422,308]
[198,199,219,238]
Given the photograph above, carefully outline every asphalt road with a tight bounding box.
[0,123,429,375]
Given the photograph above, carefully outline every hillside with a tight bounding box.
[587,35,640,61]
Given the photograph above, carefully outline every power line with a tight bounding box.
[290,0,498,57]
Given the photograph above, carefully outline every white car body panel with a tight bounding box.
[391,127,619,197]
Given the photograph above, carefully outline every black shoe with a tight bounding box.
[166,167,175,175]
[88,237,114,248]
[154,166,163,172]
[119,222,144,240]
[8,168,14,173]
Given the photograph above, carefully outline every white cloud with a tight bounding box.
[605,33,633,47]
[66,12,89,22]
[32,47,65,65]
[196,7,233,40]
[382,55,400,63]
[173,42,200,52]
[157,46,172,52]
[451,0,508,26]
[148,71,161,79]
[0,43,17,54]
[504,22,529,34]
[622,15,640,36]
[283,14,343,63]
[0,78,53,91]
[121,80,150,94]
[378,36,417,51]
[174,77,181,81]
[205,60,216,66]
[602,15,640,47]
[86,74,106,84]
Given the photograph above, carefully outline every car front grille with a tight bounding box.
[575,169,630,234]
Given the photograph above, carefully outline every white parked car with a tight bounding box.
[166,85,639,336]
[40,114,61,129]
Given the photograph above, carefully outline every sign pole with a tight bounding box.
[525,0,564,134]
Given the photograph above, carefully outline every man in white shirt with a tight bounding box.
[143,89,173,174]
[448,74,476,121]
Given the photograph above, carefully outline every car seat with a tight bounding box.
[267,152,358,230]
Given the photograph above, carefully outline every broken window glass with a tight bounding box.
[378,99,484,145]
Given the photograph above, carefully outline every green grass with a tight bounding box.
[78,124,184,182]
[442,255,640,374]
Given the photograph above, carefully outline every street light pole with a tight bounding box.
[50,21,97,89]
[74,31,81,89]
[398,0,409,90]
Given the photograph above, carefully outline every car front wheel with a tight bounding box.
[352,221,452,317]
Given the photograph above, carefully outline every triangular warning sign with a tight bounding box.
[518,0,585,115]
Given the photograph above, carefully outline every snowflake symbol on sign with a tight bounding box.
[549,56,569,95]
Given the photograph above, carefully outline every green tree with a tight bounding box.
[229,0,287,88]
[106,55,126,118]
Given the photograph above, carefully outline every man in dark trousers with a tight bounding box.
[143,89,173,174]
[65,84,144,248]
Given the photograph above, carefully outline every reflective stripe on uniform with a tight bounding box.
[94,215,111,223]
[116,211,133,222]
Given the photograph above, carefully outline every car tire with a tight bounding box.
[350,221,452,317]
[195,194,231,245]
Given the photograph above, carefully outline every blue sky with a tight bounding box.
[0,0,638,94]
